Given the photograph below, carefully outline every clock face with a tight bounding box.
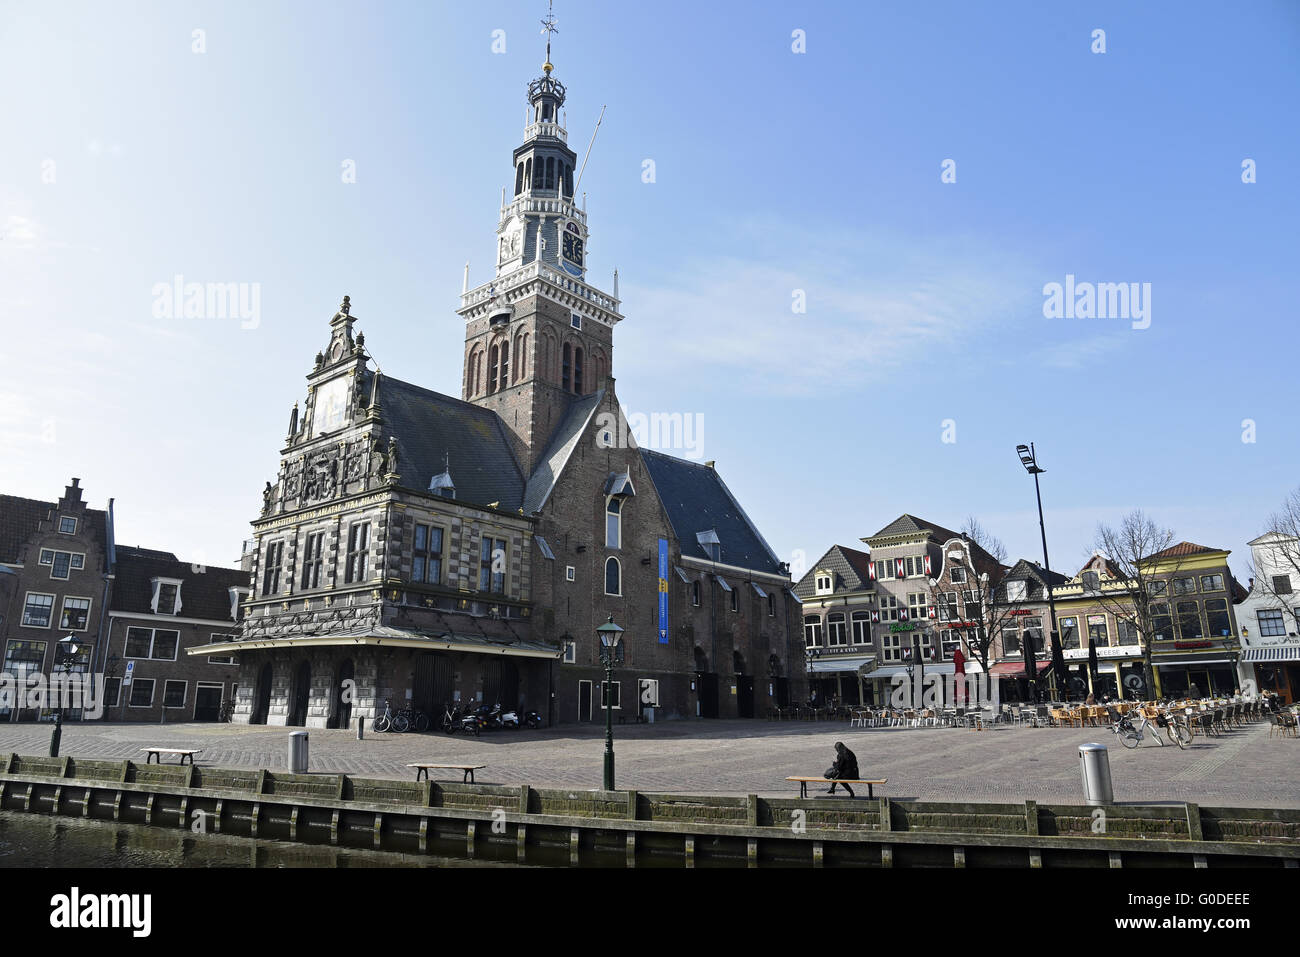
[562,232,584,266]
[312,377,349,434]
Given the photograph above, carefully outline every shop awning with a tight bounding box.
[989,660,1052,676]
[1154,657,1234,668]
[1242,646,1300,663]
[808,655,875,674]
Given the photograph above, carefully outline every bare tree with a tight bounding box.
[1246,487,1300,635]
[1092,510,1184,697]
[927,517,1014,675]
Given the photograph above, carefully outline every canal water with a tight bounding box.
[0,810,523,868]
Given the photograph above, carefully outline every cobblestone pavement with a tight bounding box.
[1,718,1296,807]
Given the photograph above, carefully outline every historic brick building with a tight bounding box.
[197,45,801,726]
[0,479,244,722]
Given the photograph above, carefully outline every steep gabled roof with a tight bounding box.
[0,495,109,565]
[639,450,783,576]
[1004,558,1070,588]
[111,546,248,622]
[523,390,605,514]
[865,513,963,545]
[793,544,874,599]
[378,376,525,512]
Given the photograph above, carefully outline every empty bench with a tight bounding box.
[140,748,202,766]
[786,775,887,799]
[408,763,485,784]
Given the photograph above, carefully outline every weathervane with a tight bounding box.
[540,0,558,72]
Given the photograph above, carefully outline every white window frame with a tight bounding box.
[604,556,622,597]
[195,681,225,718]
[851,611,871,644]
[21,592,55,629]
[125,627,180,662]
[1005,579,1028,602]
[600,680,622,710]
[814,572,832,595]
[571,313,582,330]
[162,679,188,710]
[566,565,575,582]
[46,550,85,580]
[881,631,904,663]
[803,616,823,649]
[605,496,622,550]
[150,577,183,616]
[128,678,157,709]
[58,517,77,535]
[59,596,93,632]
[950,566,967,584]
[102,676,123,709]
[1258,609,1285,637]
[826,613,847,647]
[562,640,577,664]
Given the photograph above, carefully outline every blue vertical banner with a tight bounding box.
[657,538,669,644]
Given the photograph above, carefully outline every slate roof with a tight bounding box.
[111,546,248,623]
[378,376,525,512]
[1003,558,1070,588]
[523,390,604,514]
[0,495,109,565]
[639,450,783,575]
[793,544,875,600]
[864,513,964,545]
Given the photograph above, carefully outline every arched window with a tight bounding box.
[565,165,573,197]
[605,557,621,596]
[467,349,480,396]
[498,338,508,388]
[545,157,555,191]
[605,497,621,549]
[562,343,571,391]
[692,580,701,607]
[573,347,584,394]
[514,163,524,196]
[488,344,499,393]
[524,158,532,190]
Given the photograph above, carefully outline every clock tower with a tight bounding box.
[458,12,622,477]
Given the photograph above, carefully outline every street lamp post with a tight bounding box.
[1017,443,1061,703]
[49,635,80,758]
[596,615,624,790]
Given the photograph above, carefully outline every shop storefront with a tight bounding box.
[1241,645,1300,704]
[1152,648,1238,697]
[807,651,876,706]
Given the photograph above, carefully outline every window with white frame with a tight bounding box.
[938,591,958,621]
[605,498,622,549]
[59,597,91,631]
[605,557,621,596]
[1257,608,1285,637]
[22,592,55,628]
[562,640,577,664]
[600,680,621,709]
[151,579,181,616]
[1116,618,1139,644]
[1272,575,1293,595]
[1005,579,1028,602]
[950,567,967,584]
[129,679,155,708]
[879,594,898,621]
[1059,616,1079,649]
[881,631,904,663]
[908,593,927,621]
[851,610,871,644]
[1000,623,1021,655]
[125,627,179,661]
[874,560,892,581]
[815,572,832,595]
[163,680,187,709]
[1199,574,1224,592]
[803,615,823,648]
[827,612,847,646]
[940,630,961,661]
[1172,577,1197,596]
[58,517,77,534]
[566,565,576,582]
[40,549,85,580]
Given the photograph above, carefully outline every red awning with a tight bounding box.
[989,660,1051,676]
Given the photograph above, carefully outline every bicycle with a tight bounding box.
[1110,705,1164,749]
[396,704,430,733]
[374,699,409,733]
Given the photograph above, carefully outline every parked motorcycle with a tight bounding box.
[523,710,543,730]
[496,703,521,730]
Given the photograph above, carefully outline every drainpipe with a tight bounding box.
[91,498,117,697]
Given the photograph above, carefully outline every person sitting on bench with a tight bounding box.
[825,741,859,796]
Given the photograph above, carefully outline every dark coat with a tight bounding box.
[831,746,859,780]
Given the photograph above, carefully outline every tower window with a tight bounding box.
[514,163,524,196]
[562,343,571,391]
[488,344,499,393]
[524,158,532,190]
[606,497,621,549]
[499,338,509,387]
[545,157,555,191]
[571,313,582,330]
[605,557,621,596]
[573,347,584,394]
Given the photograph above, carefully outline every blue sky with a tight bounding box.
[2,0,1297,583]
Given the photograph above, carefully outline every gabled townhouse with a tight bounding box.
[1233,532,1300,702]
[793,545,877,706]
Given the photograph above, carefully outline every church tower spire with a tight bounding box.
[457,2,623,478]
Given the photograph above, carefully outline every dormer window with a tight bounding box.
[58,517,77,535]
[814,572,832,595]
[151,578,183,616]
[1005,579,1028,602]
[227,586,250,622]
[1082,571,1100,592]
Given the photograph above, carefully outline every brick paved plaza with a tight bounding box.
[1,719,1296,808]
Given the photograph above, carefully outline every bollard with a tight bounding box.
[49,712,63,758]
[288,731,309,774]
[1079,743,1113,806]
[357,716,365,740]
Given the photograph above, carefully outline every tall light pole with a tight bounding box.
[596,615,624,790]
[1017,443,1061,702]
[49,635,79,757]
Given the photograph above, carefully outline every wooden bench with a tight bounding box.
[140,748,202,766]
[786,775,887,799]
[407,763,485,784]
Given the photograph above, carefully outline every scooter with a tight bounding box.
[496,703,521,730]
[523,710,543,729]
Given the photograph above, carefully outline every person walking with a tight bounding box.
[825,741,859,797]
